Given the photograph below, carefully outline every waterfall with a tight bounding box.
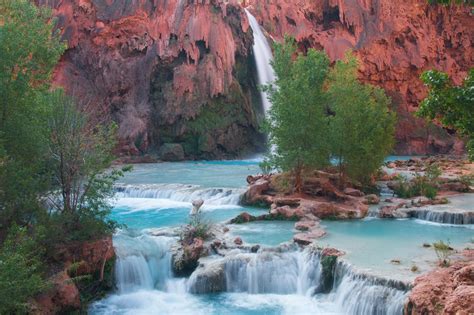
[409,209,474,225]
[330,261,409,315]
[113,231,176,293]
[245,9,275,113]
[115,183,244,206]
[224,250,321,295]
[188,248,409,315]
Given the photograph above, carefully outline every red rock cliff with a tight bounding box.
[39,0,264,159]
[248,0,473,155]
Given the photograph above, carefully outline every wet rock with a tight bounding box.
[158,143,185,161]
[188,260,226,294]
[233,237,243,245]
[344,188,364,197]
[293,228,326,246]
[365,194,380,205]
[173,238,205,277]
[269,206,302,220]
[192,199,204,214]
[250,245,260,253]
[229,212,257,224]
[321,248,345,257]
[294,221,315,231]
[241,177,272,206]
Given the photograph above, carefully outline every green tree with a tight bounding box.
[417,69,474,160]
[264,38,331,192]
[0,225,47,313]
[328,53,396,186]
[43,91,129,243]
[0,0,66,228]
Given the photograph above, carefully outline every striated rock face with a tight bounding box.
[39,0,264,159]
[405,250,474,315]
[248,0,473,155]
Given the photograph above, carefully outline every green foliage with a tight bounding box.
[43,91,129,243]
[264,39,396,190]
[181,209,213,242]
[0,226,48,313]
[426,0,470,5]
[0,0,66,228]
[328,52,396,185]
[263,37,331,191]
[393,173,439,200]
[417,69,474,160]
[433,240,453,267]
[259,160,273,175]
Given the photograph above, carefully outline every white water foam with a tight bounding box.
[115,183,243,206]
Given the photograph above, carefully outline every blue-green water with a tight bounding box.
[320,218,473,280]
[92,158,473,314]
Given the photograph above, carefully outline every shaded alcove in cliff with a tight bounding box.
[147,44,266,160]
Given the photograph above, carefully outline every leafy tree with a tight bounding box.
[328,53,396,185]
[417,69,474,160]
[263,38,331,192]
[0,225,47,313]
[0,0,66,228]
[43,91,129,243]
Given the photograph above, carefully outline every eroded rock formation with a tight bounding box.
[248,0,473,155]
[405,250,474,315]
[40,0,264,159]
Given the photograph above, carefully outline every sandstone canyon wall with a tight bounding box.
[40,0,265,159]
[248,0,473,155]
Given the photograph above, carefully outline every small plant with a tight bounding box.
[259,160,273,175]
[411,264,419,272]
[433,240,453,267]
[425,163,442,181]
[181,207,213,243]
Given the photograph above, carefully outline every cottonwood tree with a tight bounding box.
[263,38,331,192]
[0,0,65,228]
[417,69,474,161]
[45,91,129,242]
[328,53,396,186]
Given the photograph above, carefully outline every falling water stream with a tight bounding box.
[245,9,275,113]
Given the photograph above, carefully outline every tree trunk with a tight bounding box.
[294,164,303,193]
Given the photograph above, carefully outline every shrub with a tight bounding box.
[0,226,48,313]
[181,209,213,243]
[393,174,438,199]
[433,240,453,267]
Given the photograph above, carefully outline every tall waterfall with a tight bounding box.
[245,9,275,113]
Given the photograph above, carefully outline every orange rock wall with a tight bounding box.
[248,0,473,155]
[39,0,263,158]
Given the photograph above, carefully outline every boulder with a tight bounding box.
[158,143,185,161]
[188,260,226,294]
[229,212,257,224]
[233,237,243,245]
[344,188,364,197]
[321,247,345,257]
[241,178,272,206]
[34,271,80,314]
[365,194,380,205]
[294,221,316,231]
[173,238,205,276]
[405,252,474,315]
[293,228,326,245]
